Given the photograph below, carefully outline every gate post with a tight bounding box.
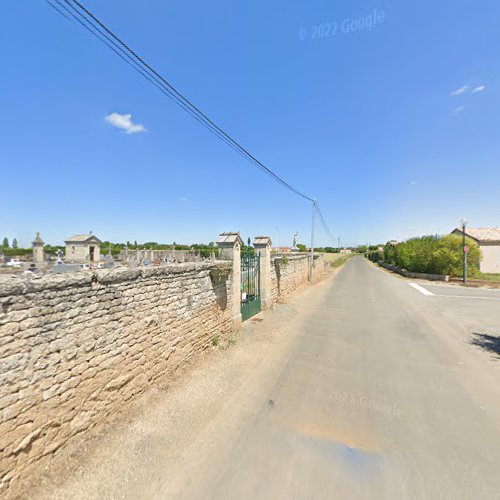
[254,236,272,311]
[217,232,243,330]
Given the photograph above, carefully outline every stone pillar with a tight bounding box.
[217,232,243,329]
[32,232,45,264]
[254,236,272,310]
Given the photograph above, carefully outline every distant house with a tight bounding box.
[451,227,500,274]
[65,233,102,263]
[275,246,292,253]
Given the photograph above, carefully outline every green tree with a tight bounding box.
[433,235,480,277]
[2,237,9,249]
[297,243,307,252]
[383,234,480,277]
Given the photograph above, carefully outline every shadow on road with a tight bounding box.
[471,332,500,358]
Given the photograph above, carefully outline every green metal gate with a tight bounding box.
[241,238,261,321]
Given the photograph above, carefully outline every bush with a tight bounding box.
[367,250,383,263]
[382,235,480,277]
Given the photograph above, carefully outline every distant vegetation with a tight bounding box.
[328,254,354,268]
[368,235,480,277]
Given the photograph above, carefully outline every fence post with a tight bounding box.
[217,232,243,330]
[254,236,272,310]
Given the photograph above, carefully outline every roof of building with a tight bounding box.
[453,227,500,243]
[65,234,102,244]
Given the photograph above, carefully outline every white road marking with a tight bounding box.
[408,282,500,301]
[408,282,435,296]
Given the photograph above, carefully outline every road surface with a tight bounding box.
[36,257,500,500]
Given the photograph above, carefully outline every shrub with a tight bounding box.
[381,235,480,277]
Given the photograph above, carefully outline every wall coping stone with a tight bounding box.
[0,261,232,298]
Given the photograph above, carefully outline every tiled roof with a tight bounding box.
[457,227,500,243]
[65,234,102,243]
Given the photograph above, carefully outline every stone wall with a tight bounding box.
[271,255,310,303]
[270,254,327,304]
[0,262,232,494]
[379,262,449,281]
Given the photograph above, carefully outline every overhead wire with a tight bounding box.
[47,0,314,202]
[45,0,343,243]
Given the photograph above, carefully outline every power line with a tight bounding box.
[315,203,338,245]
[315,204,333,238]
[45,0,314,203]
[45,0,342,246]
[45,0,261,170]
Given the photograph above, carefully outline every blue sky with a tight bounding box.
[1,0,499,247]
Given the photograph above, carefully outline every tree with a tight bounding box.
[2,237,9,249]
[297,243,307,252]
[12,238,18,249]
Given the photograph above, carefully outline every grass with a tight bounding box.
[212,335,238,351]
[327,254,354,268]
[478,273,500,282]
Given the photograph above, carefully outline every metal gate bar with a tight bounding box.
[241,238,261,321]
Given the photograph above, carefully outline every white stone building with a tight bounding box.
[451,227,500,274]
[65,233,102,263]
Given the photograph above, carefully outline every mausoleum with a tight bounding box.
[65,232,102,263]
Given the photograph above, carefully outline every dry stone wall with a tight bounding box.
[270,254,327,304]
[0,262,232,494]
[271,255,310,303]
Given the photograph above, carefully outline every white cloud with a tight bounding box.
[451,106,465,115]
[472,84,486,93]
[409,181,417,186]
[450,85,469,96]
[105,112,147,134]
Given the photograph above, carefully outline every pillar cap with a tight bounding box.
[217,232,243,247]
[253,236,272,247]
[32,232,44,246]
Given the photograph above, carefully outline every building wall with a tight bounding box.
[65,243,88,262]
[65,243,101,263]
[480,244,500,274]
[0,262,232,494]
[93,245,101,262]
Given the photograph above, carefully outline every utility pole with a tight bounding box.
[310,198,316,281]
[461,218,468,284]
[338,237,341,253]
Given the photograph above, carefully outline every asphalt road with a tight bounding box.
[37,257,500,500]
